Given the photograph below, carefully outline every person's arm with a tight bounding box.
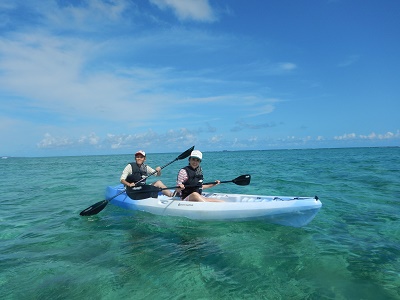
[147,165,162,177]
[203,180,220,190]
[120,164,133,187]
[176,169,188,190]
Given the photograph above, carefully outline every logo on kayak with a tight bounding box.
[178,203,194,207]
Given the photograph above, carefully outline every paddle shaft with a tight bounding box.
[78,188,127,216]
[135,158,178,184]
[160,181,232,191]
[126,175,251,197]
[79,146,195,216]
[105,188,126,203]
[135,146,194,184]
[167,174,251,190]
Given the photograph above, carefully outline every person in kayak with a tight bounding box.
[175,150,224,202]
[120,150,173,197]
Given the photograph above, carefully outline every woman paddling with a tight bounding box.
[175,150,224,202]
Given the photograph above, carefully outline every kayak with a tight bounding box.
[106,184,322,227]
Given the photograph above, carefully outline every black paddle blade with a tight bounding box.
[177,145,195,160]
[79,200,109,216]
[232,174,251,186]
[156,146,195,172]
[126,185,160,200]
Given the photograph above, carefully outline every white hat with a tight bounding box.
[190,150,202,161]
[135,150,146,156]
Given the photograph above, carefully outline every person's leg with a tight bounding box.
[152,180,173,197]
[185,192,204,202]
[186,192,224,202]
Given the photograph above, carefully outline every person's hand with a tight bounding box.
[214,180,220,185]
[127,182,135,187]
[156,166,161,175]
[178,183,185,190]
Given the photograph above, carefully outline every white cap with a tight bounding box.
[135,150,146,156]
[190,150,202,161]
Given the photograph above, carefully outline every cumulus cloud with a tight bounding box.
[334,131,400,141]
[78,133,100,145]
[38,132,102,149]
[334,133,357,140]
[359,131,400,140]
[37,133,73,148]
[278,135,312,143]
[37,128,199,151]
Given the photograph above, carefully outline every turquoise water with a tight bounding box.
[1,147,399,299]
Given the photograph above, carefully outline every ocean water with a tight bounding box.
[1,147,399,299]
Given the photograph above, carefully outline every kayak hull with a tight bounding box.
[106,185,322,227]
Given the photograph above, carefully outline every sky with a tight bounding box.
[0,0,399,157]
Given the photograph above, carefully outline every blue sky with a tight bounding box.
[1,0,399,157]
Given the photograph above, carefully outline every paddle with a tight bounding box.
[79,146,195,216]
[126,174,251,200]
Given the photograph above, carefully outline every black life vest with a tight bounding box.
[180,165,204,199]
[125,163,147,184]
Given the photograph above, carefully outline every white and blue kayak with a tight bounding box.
[105,184,322,228]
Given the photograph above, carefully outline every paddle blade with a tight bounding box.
[177,145,195,160]
[232,174,251,186]
[126,185,160,200]
[79,200,109,216]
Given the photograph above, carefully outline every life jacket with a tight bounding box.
[180,165,204,199]
[125,163,147,184]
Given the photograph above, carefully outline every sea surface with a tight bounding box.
[1,147,399,299]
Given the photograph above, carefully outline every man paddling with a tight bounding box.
[120,150,174,197]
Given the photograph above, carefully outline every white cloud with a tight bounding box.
[240,61,297,76]
[334,131,400,141]
[360,131,400,140]
[78,133,100,145]
[279,62,297,71]
[38,0,132,32]
[150,0,216,22]
[338,55,360,67]
[0,32,172,125]
[334,133,356,140]
[37,133,73,148]
[36,128,200,151]
[239,96,281,117]
[209,135,222,143]
[249,104,275,116]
